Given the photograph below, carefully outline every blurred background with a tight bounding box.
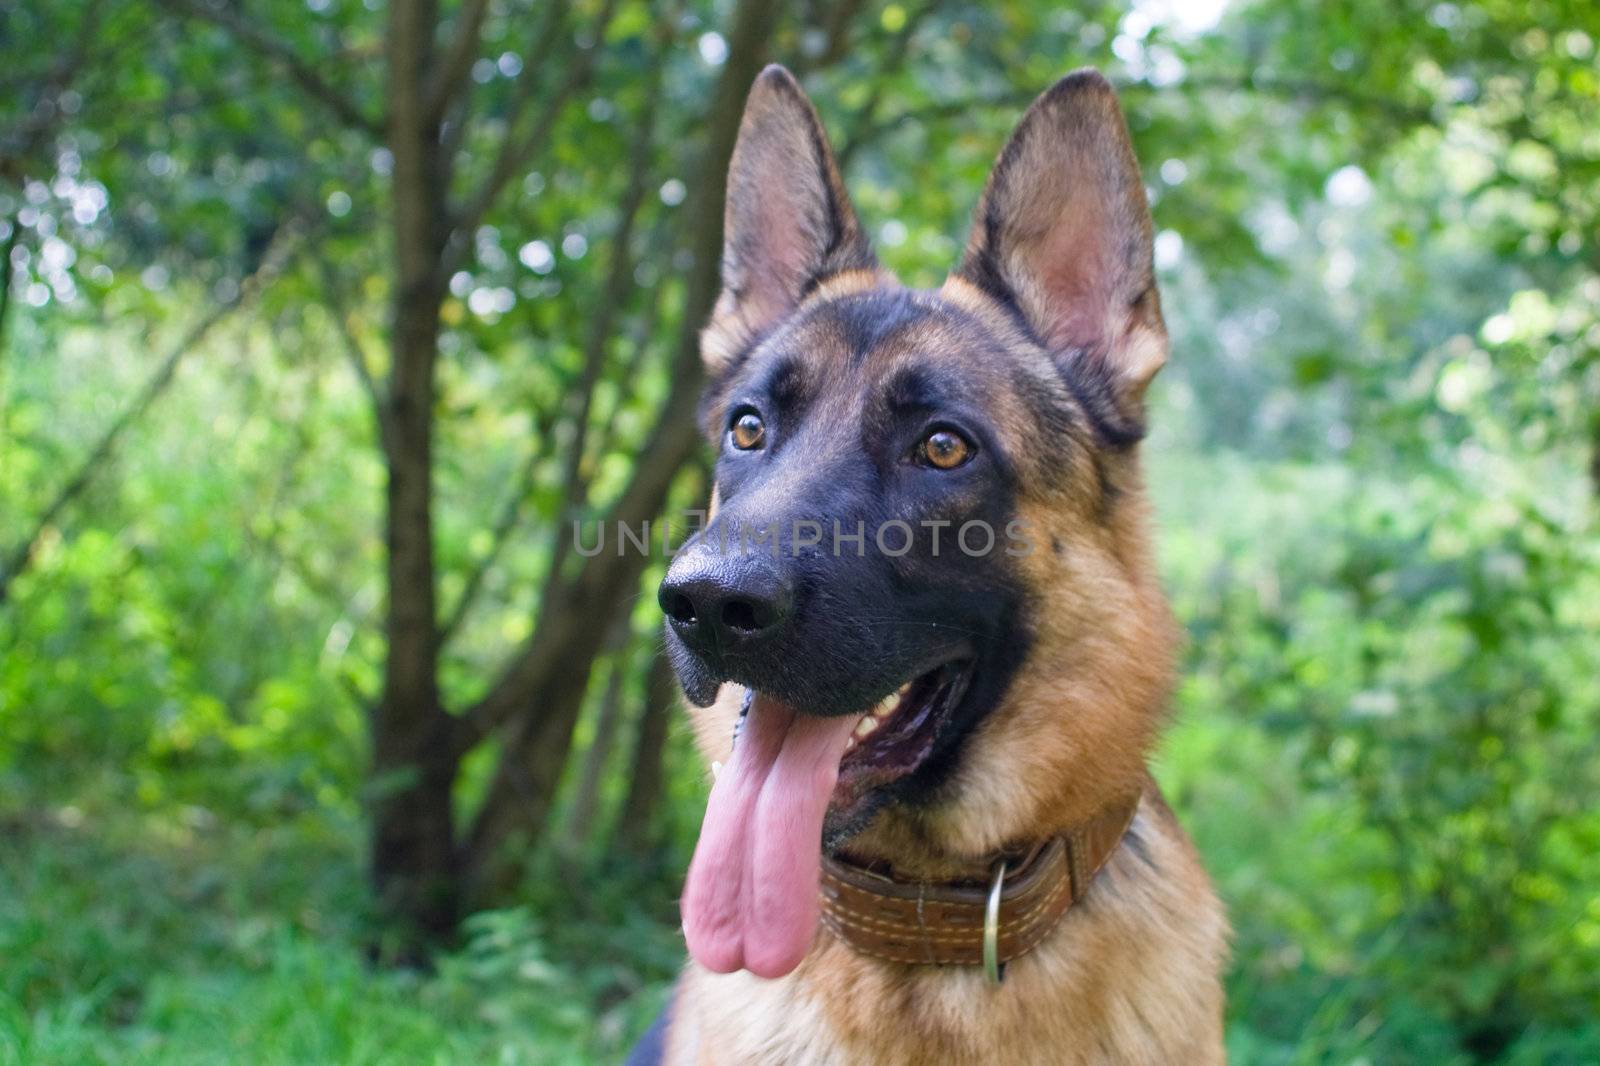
[2,0,1598,1062]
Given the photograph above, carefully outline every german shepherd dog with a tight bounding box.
[641,65,1227,1065]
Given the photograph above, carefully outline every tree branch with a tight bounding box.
[587,240,672,462]
[612,642,677,853]
[560,612,636,849]
[0,2,109,183]
[450,7,675,747]
[0,221,302,605]
[842,73,1437,157]
[438,436,547,646]
[436,0,679,658]
[531,7,668,555]
[439,0,565,169]
[425,0,490,122]
[238,357,371,638]
[317,259,393,455]
[0,213,20,375]
[788,0,867,77]
[157,0,382,135]
[834,0,942,170]
[436,131,676,656]
[447,0,618,261]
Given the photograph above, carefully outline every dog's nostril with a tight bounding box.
[721,600,760,632]
[666,593,699,625]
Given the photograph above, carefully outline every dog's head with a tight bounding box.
[662,65,1178,976]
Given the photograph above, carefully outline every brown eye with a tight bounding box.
[730,411,766,450]
[920,428,972,470]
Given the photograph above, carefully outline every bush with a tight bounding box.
[1156,452,1600,1062]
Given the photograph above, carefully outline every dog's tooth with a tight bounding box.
[854,714,879,738]
[875,691,901,718]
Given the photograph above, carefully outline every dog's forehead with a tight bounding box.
[756,284,1083,465]
[749,286,1029,404]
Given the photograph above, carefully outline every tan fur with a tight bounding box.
[662,66,1227,1065]
[801,268,897,308]
[669,795,1224,1066]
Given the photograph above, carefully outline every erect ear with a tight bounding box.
[702,65,875,376]
[955,69,1166,414]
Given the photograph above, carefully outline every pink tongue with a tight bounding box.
[681,693,858,978]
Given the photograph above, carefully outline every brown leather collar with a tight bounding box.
[819,796,1139,971]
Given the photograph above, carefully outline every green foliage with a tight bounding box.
[1155,454,1600,1063]
[0,816,653,1064]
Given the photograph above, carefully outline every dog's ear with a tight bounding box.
[703,65,875,376]
[955,69,1166,410]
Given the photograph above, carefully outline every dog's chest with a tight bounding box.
[670,967,844,1066]
[666,832,1229,1066]
[671,944,1120,1066]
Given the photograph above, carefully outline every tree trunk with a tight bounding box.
[368,697,459,954]
[369,282,459,951]
[464,648,597,898]
[615,645,677,855]
[369,0,459,954]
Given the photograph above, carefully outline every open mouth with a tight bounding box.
[680,660,976,978]
[833,660,972,819]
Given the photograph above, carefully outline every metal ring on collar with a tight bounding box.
[983,858,1006,985]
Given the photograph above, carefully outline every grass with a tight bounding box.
[0,808,674,1066]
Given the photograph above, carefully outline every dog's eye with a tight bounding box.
[730,410,766,450]
[919,428,973,470]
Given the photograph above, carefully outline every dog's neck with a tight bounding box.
[826,648,1168,884]
[828,781,1148,885]
[817,793,1142,972]
[829,769,1152,886]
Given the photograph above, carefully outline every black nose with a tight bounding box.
[658,551,794,653]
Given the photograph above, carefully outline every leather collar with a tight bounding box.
[819,795,1140,970]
